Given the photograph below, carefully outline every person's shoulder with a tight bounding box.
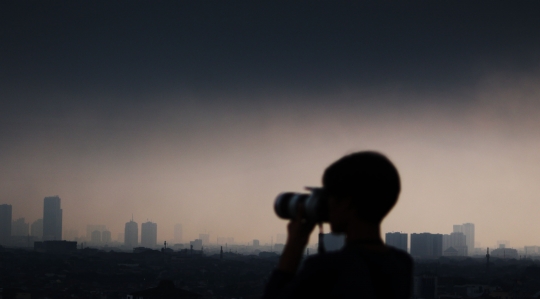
[301,250,345,269]
[384,246,413,268]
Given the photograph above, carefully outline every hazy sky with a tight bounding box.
[1,1,540,248]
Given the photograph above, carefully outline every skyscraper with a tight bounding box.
[43,196,62,241]
[86,225,107,241]
[31,219,43,240]
[385,232,408,252]
[124,220,138,248]
[199,233,210,245]
[442,232,468,256]
[91,230,102,243]
[174,224,182,243]
[462,223,475,253]
[141,221,157,248]
[0,204,12,245]
[410,233,443,258]
[453,223,475,255]
[102,230,111,243]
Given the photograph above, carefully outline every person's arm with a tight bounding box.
[263,207,316,299]
[278,217,316,273]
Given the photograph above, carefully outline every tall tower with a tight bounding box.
[102,230,112,243]
[0,204,12,245]
[410,233,443,258]
[385,232,408,252]
[31,219,43,240]
[43,196,62,241]
[141,221,157,248]
[453,223,475,255]
[174,224,182,243]
[462,223,475,254]
[124,219,138,248]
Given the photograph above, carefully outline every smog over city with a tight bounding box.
[2,2,540,249]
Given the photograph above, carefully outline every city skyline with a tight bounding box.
[2,195,539,253]
[2,195,539,249]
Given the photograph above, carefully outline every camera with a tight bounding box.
[274,188,329,222]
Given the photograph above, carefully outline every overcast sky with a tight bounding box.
[1,1,540,248]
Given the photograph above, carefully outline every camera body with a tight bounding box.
[274,188,329,222]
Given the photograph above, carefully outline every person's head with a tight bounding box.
[322,151,400,233]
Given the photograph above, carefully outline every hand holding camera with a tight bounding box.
[274,188,327,272]
[274,188,330,222]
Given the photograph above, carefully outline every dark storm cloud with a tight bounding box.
[3,2,540,245]
[2,1,539,104]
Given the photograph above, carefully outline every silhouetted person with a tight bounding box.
[263,151,413,299]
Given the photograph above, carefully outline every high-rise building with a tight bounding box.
[442,232,467,256]
[91,230,102,243]
[385,232,408,252]
[174,224,182,243]
[253,239,260,247]
[141,221,157,248]
[0,204,12,245]
[453,223,475,255]
[12,218,29,236]
[199,233,210,245]
[462,223,475,253]
[43,196,62,241]
[124,220,138,248]
[410,233,443,258]
[102,230,111,243]
[31,219,43,240]
[86,225,107,241]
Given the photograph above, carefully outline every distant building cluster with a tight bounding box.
[0,196,63,247]
[385,232,407,252]
[385,223,478,259]
[0,196,535,263]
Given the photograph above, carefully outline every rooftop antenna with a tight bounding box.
[131,214,133,222]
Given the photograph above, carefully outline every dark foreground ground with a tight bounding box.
[1,247,540,298]
[0,247,278,299]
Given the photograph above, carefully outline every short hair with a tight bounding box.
[322,151,401,223]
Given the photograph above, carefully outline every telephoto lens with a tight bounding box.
[274,188,329,222]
